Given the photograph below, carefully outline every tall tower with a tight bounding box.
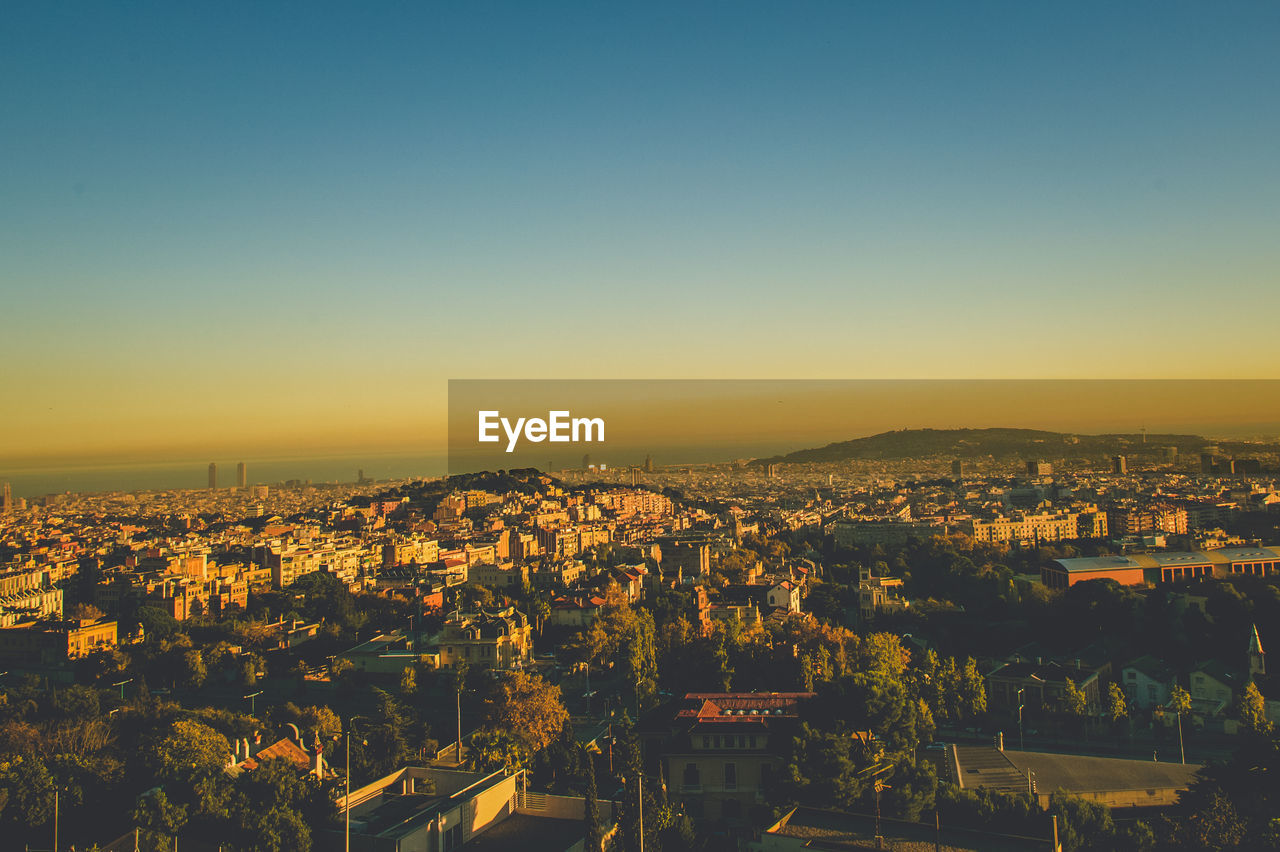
[236,462,247,488]
[1248,624,1266,678]
[1,482,11,514]
[208,462,217,490]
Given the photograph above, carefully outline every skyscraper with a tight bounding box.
[236,462,247,488]
[208,462,217,490]
[1,482,11,514]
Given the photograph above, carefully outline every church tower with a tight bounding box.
[1248,623,1266,679]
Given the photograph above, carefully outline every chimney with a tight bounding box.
[996,732,1004,751]
[312,742,325,779]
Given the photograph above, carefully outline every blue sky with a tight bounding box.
[3,2,1279,461]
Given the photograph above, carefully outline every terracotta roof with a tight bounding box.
[250,737,312,771]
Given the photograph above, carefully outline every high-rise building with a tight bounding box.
[582,453,591,470]
[1026,461,1052,477]
[951,459,965,480]
[1112,455,1128,475]
[236,462,247,488]
[208,462,217,490]
[644,454,654,473]
[1,482,11,514]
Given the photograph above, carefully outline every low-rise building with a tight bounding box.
[431,607,532,670]
[0,617,117,667]
[650,692,814,823]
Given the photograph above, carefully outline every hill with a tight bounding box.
[753,428,1231,465]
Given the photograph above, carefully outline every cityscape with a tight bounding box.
[3,425,1280,850]
[6,2,1280,851]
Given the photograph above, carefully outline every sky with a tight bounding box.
[4,2,1279,466]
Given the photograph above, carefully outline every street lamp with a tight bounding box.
[345,723,368,852]
[620,771,644,852]
[244,690,263,716]
[113,678,133,700]
[1017,688,1025,751]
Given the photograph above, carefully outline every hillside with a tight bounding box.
[754,428,1233,465]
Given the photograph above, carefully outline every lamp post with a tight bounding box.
[621,771,643,852]
[345,723,367,852]
[244,690,263,716]
[1017,688,1025,751]
[345,732,351,852]
[1177,708,1186,765]
[113,678,133,700]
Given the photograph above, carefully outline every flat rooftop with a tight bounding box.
[460,813,586,852]
[1002,751,1201,793]
[767,806,1051,852]
[1051,556,1140,573]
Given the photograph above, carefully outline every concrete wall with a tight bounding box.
[519,792,616,822]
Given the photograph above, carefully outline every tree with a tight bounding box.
[482,670,568,755]
[135,606,179,641]
[399,665,418,698]
[181,648,208,688]
[468,729,529,772]
[530,597,551,635]
[0,753,55,830]
[1156,729,1280,849]
[958,657,987,719]
[362,689,413,779]
[140,719,230,786]
[1170,684,1192,765]
[1240,682,1273,735]
[1106,683,1129,745]
[1062,679,1088,738]
[583,746,604,852]
[131,789,189,841]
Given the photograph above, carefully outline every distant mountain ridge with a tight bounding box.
[754,427,1264,465]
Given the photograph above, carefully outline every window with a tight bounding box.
[724,763,737,790]
[702,736,710,749]
[683,763,700,787]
